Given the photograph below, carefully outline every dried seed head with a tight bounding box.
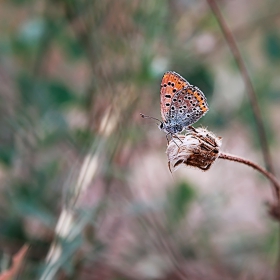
[167,127,222,172]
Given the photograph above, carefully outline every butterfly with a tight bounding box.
[141,71,209,136]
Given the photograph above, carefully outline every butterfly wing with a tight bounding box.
[160,71,189,122]
[169,85,209,128]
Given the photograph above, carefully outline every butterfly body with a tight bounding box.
[159,71,209,135]
[159,121,183,134]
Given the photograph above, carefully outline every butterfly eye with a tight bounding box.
[159,123,164,129]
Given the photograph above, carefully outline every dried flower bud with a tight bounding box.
[167,127,222,172]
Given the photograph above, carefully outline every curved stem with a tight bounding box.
[207,2,280,278]
[206,0,275,177]
[219,152,280,201]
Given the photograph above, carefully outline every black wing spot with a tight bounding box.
[166,103,170,106]
[171,106,175,110]
[164,84,167,87]
[165,94,171,98]
[173,89,177,93]
[168,82,171,85]
[178,99,182,103]
[173,98,177,102]
[171,83,175,87]
[183,105,187,108]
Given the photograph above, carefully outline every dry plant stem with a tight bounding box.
[220,152,280,280]
[206,0,275,178]
[206,2,280,278]
[219,153,280,201]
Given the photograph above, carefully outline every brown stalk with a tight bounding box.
[206,2,280,276]
[219,152,280,279]
[219,152,280,198]
[206,0,276,185]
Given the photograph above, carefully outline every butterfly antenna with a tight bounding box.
[140,113,162,125]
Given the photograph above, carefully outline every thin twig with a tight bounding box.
[206,0,276,184]
[207,0,280,279]
[206,2,280,278]
[219,152,280,201]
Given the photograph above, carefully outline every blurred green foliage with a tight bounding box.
[167,181,195,225]
[264,31,280,62]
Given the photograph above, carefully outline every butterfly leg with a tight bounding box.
[170,134,183,148]
[165,133,183,148]
[165,133,171,144]
[188,125,198,133]
[172,133,183,143]
[165,133,180,147]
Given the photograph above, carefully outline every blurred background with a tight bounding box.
[0,0,280,279]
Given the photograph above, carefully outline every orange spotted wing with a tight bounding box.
[160,71,190,122]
